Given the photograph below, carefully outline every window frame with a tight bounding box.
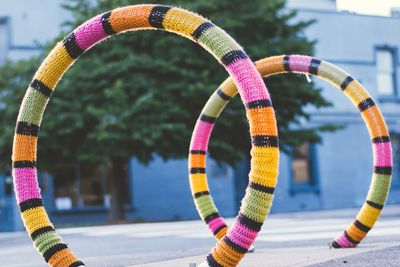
[375,45,398,99]
[288,143,320,195]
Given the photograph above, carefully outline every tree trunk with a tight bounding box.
[110,158,128,222]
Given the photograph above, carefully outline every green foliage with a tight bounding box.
[0,0,334,174]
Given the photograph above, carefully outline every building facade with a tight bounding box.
[0,0,399,231]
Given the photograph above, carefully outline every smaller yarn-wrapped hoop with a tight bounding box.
[190,55,392,266]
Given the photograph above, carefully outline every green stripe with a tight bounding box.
[198,26,242,60]
[34,231,63,255]
[195,194,218,219]
[366,173,391,205]
[17,87,49,126]
[201,90,230,118]
[318,61,350,89]
[239,187,273,223]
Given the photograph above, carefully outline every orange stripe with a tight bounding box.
[109,5,154,33]
[361,106,388,139]
[12,134,37,161]
[247,107,278,136]
[346,224,367,243]
[211,240,244,266]
[255,55,285,76]
[189,153,206,168]
[215,226,227,240]
[48,248,78,267]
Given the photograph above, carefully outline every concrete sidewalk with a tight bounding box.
[0,206,399,266]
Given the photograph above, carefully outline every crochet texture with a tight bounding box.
[189,55,392,259]
[12,5,279,267]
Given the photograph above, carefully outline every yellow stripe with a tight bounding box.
[356,203,381,228]
[21,207,52,235]
[219,78,239,98]
[162,7,207,38]
[343,80,371,107]
[190,173,209,193]
[248,147,279,187]
[33,42,74,90]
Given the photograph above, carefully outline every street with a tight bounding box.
[1,206,399,266]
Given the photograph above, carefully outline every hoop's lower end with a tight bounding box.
[330,232,357,249]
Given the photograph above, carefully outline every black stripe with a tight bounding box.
[19,198,43,212]
[213,225,227,236]
[192,22,214,40]
[200,114,216,124]
[216,88,232,101]
[13,161,36,168]
[16,122,39,137]
[31,226,55,240]
[30,79,52,97]
[340,76,354,91]
[366,200,384,210]
[221,50,248,66]
[148,5,171,29]
[223,236,248,254]
[354,220,371,232]
[44,243,68,262]
[69,261,85,267]
[194,191,210,198]
[190,150,206,155]
[283,55,291,71]
[190,167,205,174]
[249,182,275,194]
[251,135,279,147]
[246,99,272,109]
[238,213,262,232]
[63,33,84,59]
[358,98,375,112]
[344,230,359,245]
[309,58,321,75]
[330,240,342,248]
[204,212,220,223]
[372,136,390,143]
[374,166,392,175]
[206,253,223,267]
[101,11,116,35]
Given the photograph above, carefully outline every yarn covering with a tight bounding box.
[189,55,392,265]
[12,5,278,267]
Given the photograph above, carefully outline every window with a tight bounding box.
[376,48,396,96]
[290,143,319,193]
[391,134,400,188]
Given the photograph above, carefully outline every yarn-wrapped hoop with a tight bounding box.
[190,55,392,262]
[12,4,279,267]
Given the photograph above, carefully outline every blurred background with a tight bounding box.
[0,0,399,232]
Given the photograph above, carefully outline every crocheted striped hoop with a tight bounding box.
[190,55,392,264]
[12,5,278,267]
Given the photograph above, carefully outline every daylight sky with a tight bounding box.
[337,0,400,16]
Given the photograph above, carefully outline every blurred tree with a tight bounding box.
[0,0,335,220]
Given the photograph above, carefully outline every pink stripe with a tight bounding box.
[190,120,214,151]
[208,217,226,233]
[373,142,392,167]
[288,55,313,73]
[74,14,108,51]
[227,222,258,249]
[13,168,41,204]
[334,233,356,248]
[226,58,270,104]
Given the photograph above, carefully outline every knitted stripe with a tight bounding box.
[191,54,392,258]
[14,5,278,266]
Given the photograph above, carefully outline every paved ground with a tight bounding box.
[0,205,399,266]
